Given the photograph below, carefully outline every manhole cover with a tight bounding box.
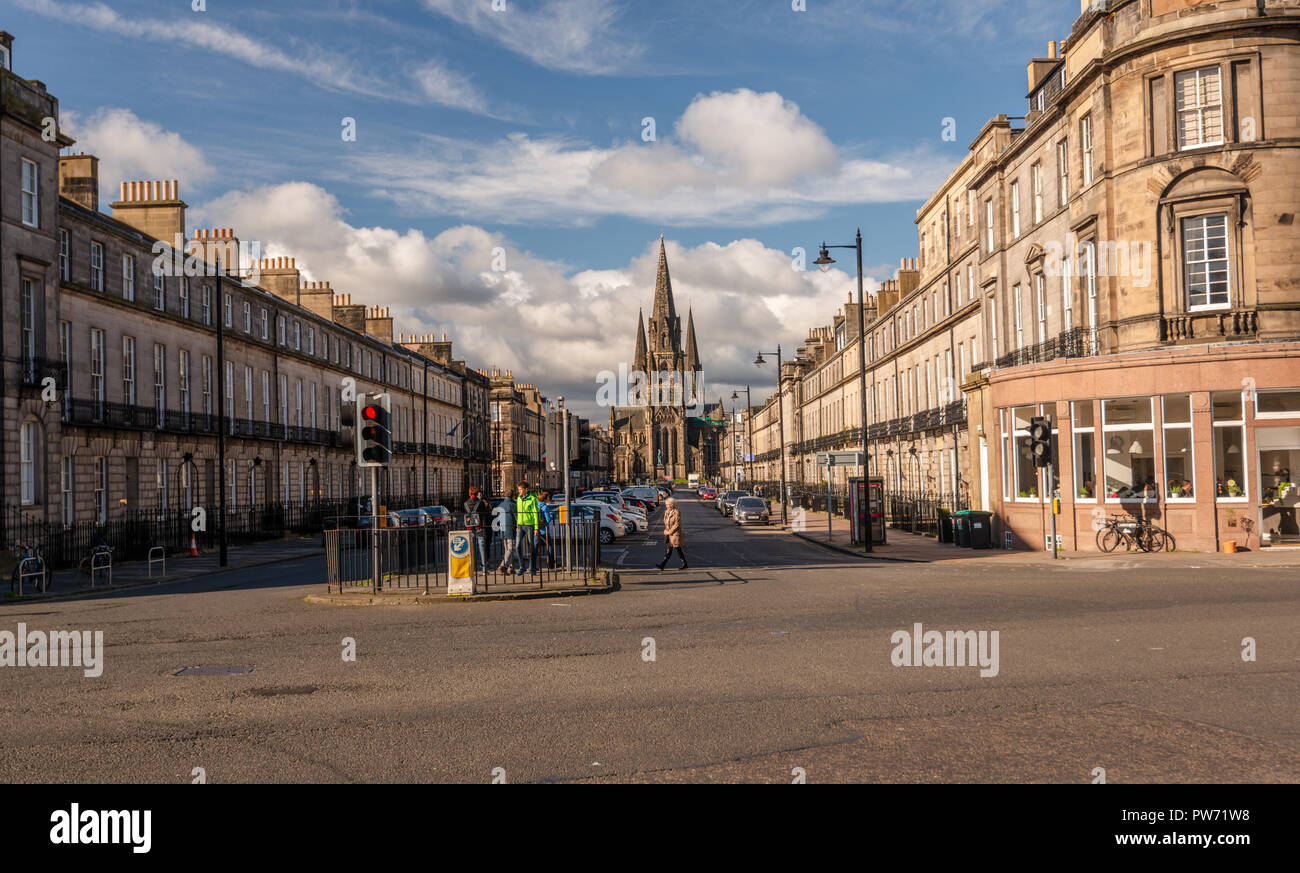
[173,666,254,676]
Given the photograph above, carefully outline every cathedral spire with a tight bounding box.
[634,307,648,373]
[684,307,701,373]
[652,235,677,324]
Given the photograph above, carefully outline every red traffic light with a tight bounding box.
[363,405,378,420]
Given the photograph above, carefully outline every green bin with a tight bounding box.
[953,513,970,547]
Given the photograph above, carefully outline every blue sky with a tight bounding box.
[13,0,1079,416]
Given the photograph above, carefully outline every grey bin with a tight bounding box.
[952,513,970,547]
[963,510,994,549]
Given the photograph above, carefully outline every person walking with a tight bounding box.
[656,497,688,571]
[463,486,491,572]
[496,492,518,574]
[514,481,540,577]
[536,491,556,570]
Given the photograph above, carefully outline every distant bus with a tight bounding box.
[688,473,700,490]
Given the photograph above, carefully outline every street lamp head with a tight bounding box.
[813,244,835,273]
[754,353,766,367]
[731,391,739,401]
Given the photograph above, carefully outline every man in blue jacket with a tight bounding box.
[496,494,519,574]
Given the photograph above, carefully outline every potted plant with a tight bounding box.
[1227,478,1241,497]
[1278,481,1295,500]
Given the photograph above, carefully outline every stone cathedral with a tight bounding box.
[610,237,720,483]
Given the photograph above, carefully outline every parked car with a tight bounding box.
[625,486,661,510]
[395,508,431,527]
[587,492,647,532]
[420,505,454,529]
[564,500,627,544]
[732,496,770,525]
[356,511,402,529]
[718,490,749,516]
[699,487,717,500]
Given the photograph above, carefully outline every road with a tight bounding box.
[2,491,1297,783]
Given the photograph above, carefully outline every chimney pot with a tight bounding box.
[1048,40,1058,58]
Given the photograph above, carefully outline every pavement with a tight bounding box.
[778,506,1300,569]
[0,488,1295,783]
[9,537,326,601]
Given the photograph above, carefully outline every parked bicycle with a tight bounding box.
[9,541,47,594]
[1096,514,1175,553]
[77,541,114,579]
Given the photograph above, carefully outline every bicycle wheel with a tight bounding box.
[1156,529,1176,552]
[1135,525,1160,553]
[1097,526,1122,552]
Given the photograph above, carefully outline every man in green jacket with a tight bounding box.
[514,482,540,576]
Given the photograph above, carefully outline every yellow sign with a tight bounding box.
[447,530,475,595]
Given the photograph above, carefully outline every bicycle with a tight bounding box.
[10,542,47,595]
[1096,514,1157,553]
[77,542,114,578]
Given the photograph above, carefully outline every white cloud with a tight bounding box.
[355,89,949,226]
[422,0,641,75]
[409,59,493,116]
[199,181,865,418]
[17,0,492,115]
[59,107,214,201]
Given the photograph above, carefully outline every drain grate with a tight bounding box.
[173,666,254,676]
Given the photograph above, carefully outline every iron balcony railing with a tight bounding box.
[993,327,1097,370]
[20,355,68,391]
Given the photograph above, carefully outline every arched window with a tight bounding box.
[20,420,42,505]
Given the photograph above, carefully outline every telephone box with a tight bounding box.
[849,477,886,546]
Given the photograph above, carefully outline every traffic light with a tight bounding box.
[1029,416,1052,468]
[340,397,361,465]
[359,392,392,467]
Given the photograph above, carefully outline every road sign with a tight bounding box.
[816,451,864,467]
[447,530,475,595]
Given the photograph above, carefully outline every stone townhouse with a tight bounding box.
[2,32,492,526]
[489,369,546,494]
[746,0,1300,552]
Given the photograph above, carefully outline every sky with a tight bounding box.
[12,0,1080,419]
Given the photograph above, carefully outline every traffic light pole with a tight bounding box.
[1050,461,1058,560]
[371,466,380,589]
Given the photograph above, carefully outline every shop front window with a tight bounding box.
[1162,395,1195,500]
[1007,405,1040,500]
[1213,391,1247,500]
[1103,397,1157,501]
[1073,401,1096,500]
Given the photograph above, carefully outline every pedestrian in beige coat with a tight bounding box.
[656,498,688,571]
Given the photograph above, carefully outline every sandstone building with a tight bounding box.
[737,0,1300,552]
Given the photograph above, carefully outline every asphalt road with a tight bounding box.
[2,491,1297,783]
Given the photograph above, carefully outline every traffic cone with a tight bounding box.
[189,533,199,557]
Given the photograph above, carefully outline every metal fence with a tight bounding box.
[323,518,602,594]
[1,496,465,571]
[883,490,969,537]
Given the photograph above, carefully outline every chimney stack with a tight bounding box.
[259,257,301,301]
[111,178,186,243]
[298,279,334,320]
[187,227,241,276]
[59,154,99,212]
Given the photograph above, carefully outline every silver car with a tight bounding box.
[732,496,770,525]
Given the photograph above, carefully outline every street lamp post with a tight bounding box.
[215,256,228,568]
[813,229,872,552]
[558,396,571,572]
[754,347,787,526]
[731,386,755,486]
